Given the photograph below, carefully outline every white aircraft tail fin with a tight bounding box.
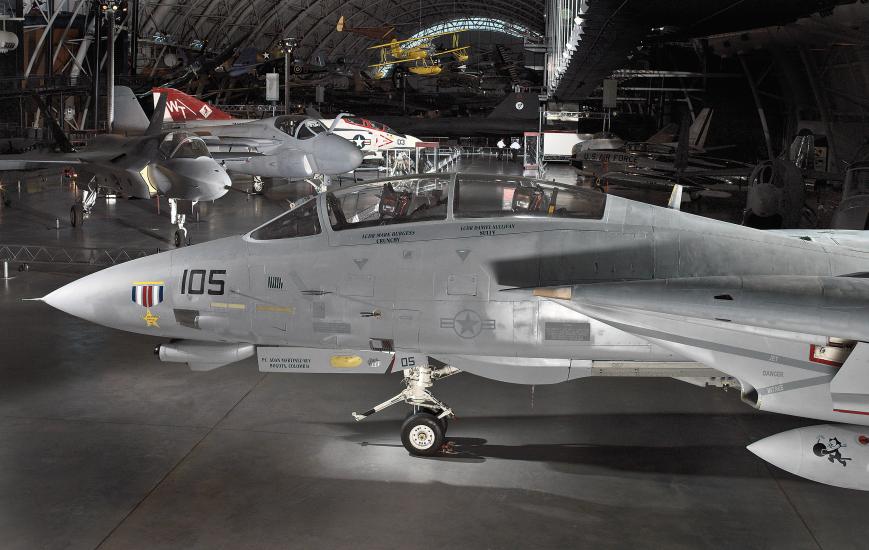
[113,86,150,135]
[667,184,683,210]
[688,108,713,151]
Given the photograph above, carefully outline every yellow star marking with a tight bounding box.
[143,308,160,327]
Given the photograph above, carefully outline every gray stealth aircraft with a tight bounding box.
[39,173,869,490]
[0,87,231,247]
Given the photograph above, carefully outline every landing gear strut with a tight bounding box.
[169,198,193,247]
[70,178,98,228]
[353,364,460,456]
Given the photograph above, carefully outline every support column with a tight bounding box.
[799,46,838,170]
[106,13,114,132]
[739,54,775,161]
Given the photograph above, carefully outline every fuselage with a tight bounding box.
[177,116,363,177]
[319,117,421,158]
[44,173,869,355]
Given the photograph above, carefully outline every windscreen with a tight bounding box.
[275,116,307,137]
[159,132,210,159]
[845,167,869,198]
[296,119,326,140]
[249,198,321,240]
[454,175,606,219]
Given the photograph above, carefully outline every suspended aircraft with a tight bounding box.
[367,30,471,76]
[38,172,869,491]
[0,87,231,247]
[335,15,396,40]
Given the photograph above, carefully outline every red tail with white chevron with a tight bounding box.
[152,88,235,122]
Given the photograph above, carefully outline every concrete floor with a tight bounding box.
[2,159,868,550]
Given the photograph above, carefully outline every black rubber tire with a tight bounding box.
[439,415,449,435]
[70,204,83,228]
[405,410,448,435]
[174,230,185,248]
[400,412,444,456]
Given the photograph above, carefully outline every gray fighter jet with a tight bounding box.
[38,172,869,490]
[572,109,753,191]
[155,88,363,186]
[0,87,231,247]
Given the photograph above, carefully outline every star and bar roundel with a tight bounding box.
[132,281,164,307]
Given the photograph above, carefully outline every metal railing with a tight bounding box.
[0,244,161,268]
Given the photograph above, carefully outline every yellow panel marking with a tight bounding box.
[255,305,295,314]
[132,281,165,285]
[533,287,573,299]
[211,302,246,310]
[330,355,363,368]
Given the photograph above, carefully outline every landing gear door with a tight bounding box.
[394,309,421,352]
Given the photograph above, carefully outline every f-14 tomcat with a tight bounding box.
[39,172,869,490]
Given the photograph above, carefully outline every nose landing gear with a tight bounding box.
[352,363,460,456]
[70,179,99,228]
[169,198,193,247]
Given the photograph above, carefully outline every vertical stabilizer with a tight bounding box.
[688,108,713,151]
[113,86,150,135]
[152,88,234,122]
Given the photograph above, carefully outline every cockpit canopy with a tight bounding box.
[158,131,211,159]
[344,116,405,138]
[843,162,869,199]
[274,116,327,140]
[247,173,607,241]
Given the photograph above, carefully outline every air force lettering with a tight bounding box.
[131,281,164,327]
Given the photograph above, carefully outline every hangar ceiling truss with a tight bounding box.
[139,0,545,66]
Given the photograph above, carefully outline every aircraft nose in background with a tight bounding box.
[158,157,232,202]
[315,134,364,175]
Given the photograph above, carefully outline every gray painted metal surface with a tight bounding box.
[38,171,869,488]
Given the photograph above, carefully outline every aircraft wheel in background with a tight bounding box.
[70,203,83,228]
[401,412,444,456]
[174,229,190,248]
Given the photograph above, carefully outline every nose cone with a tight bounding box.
[747,428,804,476]
[43,251,175,332]
[312,134,364,175]
[156,157,231,202]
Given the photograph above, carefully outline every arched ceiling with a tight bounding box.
[139,0,544,66]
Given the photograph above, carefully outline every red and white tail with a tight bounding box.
[152,88,234,122]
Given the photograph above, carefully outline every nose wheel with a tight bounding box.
[70,203,84,228]
[173,228,190,247]
[352,363,460,456]
[401,412,445,456]
[70,178,99,228]
[169,198,194,247]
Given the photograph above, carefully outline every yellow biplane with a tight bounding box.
[367,30,470,75]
